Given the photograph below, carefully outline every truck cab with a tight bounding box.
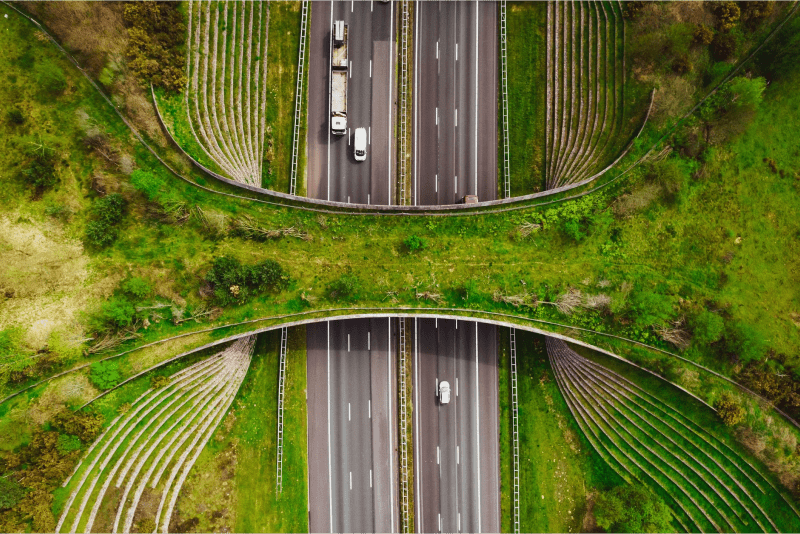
[354,127,367,162]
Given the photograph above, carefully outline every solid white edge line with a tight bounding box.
[476,322,481,533]
[368,331,371,349]
[327,320,333,531]
[369,399,371,419]
[369,126,371,145]
[388,1,394,206]
[370,59,372,78]
[350,471,352,489]
[327,1,333,202]
[349,402,351,421]
[388,318,395,533]
[414,318,422,532]
[474,0,479,196]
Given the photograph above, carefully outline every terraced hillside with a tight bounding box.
[546,338,800,533]
[545,0,634,190]
[184,0,270,187]
[54,337,255,534]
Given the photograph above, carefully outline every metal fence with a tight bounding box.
[510,328,520,533]
[276,327,288,493]
[290,1,309,196]
[500,0,511,199]
[398,1,411,206]
[399,318,411,531]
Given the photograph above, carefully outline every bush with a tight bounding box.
[56,434,81,455]
[35,61,67,95]
[150,375,171,389]
[671,55,693,75]
[130,169,164,201]
[714,392,745,426]
[89,360,122,390]
[6,108,24,125]
[690,310,724,345]
[327,272,361,302]
[403,235,427,253]
[20,155,58,193]
[725,322,766,363]
[628,290,674,328]
[84,194,126,248]
[122,277,152,300]
[711,33,737,61]
[693,24,714,45]
[204,256,290,306]
[595,484,673,533]
[0,478,25,510]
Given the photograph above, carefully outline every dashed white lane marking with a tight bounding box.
[348,403,351,421]
[369,399,371,419]
[350,471,352,490]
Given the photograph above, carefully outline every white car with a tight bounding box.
[439,380,451,405]
[354,127,367,162]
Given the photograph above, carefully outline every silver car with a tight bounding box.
[439,380,451,404]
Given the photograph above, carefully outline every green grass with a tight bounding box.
[506,2,546,196]
[500,329,621,532]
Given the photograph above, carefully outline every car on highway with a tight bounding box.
[439,380,451,404]
[354,127,367,162]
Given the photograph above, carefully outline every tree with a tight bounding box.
[727,76,766,109]
[740,1,774,29]
[714,392,745,426]
[595,485,673,533]
[0,478,24,510]
[711,33,737,61]
[691,310,724,345]
[712,1,741,32]
[89,360,122,390]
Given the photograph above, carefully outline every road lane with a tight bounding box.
[307,1,395,204]
[413,318,499,533]
[307,319,398,532]
[413,1,497,206]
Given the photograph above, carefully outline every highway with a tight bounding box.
[413,318,500,532]
[307,319,398,532]
[307,1,396,205]
[413,1,498,205]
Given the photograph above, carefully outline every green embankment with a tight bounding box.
[506,2,546,196]
[499,329,621,532]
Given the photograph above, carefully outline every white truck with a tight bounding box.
[331,20,348,135]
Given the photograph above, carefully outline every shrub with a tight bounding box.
[84,220,119,248]
[403,235,427,253]
[671,55,693,75]
[693,24,714,45]
[20,155,58,193]
[595,485,673,533]
[712,1,741,32]
[56,434,81,455]
[691,310,724,345]
[714,392,745,426]
[622,1,645,20]
[725,322,766,363]
[740,1,773,29]
[204,256,290,306]
[6,108,24,125]
[96,297,137,329]
[727,76,766,109]
[122,277,151,300]
[150,375,171,389]
[124,2,187,92]
[89,360,122,390]
[44,203,72,222]
[0,478,25,510]
[645,159,686,205]
[628,290,674,328]
[130,169,164,201]
[711,33,737,60]
[51,411,103,442]
[35,61,67,95]
[92,193,126,225]
[327,272,361,302]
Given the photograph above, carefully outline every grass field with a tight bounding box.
[499,328,622,532]
[506,2,546,196]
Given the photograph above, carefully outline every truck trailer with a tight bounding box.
[331,20,348,135]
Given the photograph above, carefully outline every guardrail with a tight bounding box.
[276,327,288,493]
[398,1,411,206]
[290,1,309,196]
[510,328,520,533]
[500,0,511,199]
[398,318,411,531]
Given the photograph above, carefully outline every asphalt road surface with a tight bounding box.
[307,319,398,532]
[413,1,498,206]
[413,318,500,532]
[307,1,396,204]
